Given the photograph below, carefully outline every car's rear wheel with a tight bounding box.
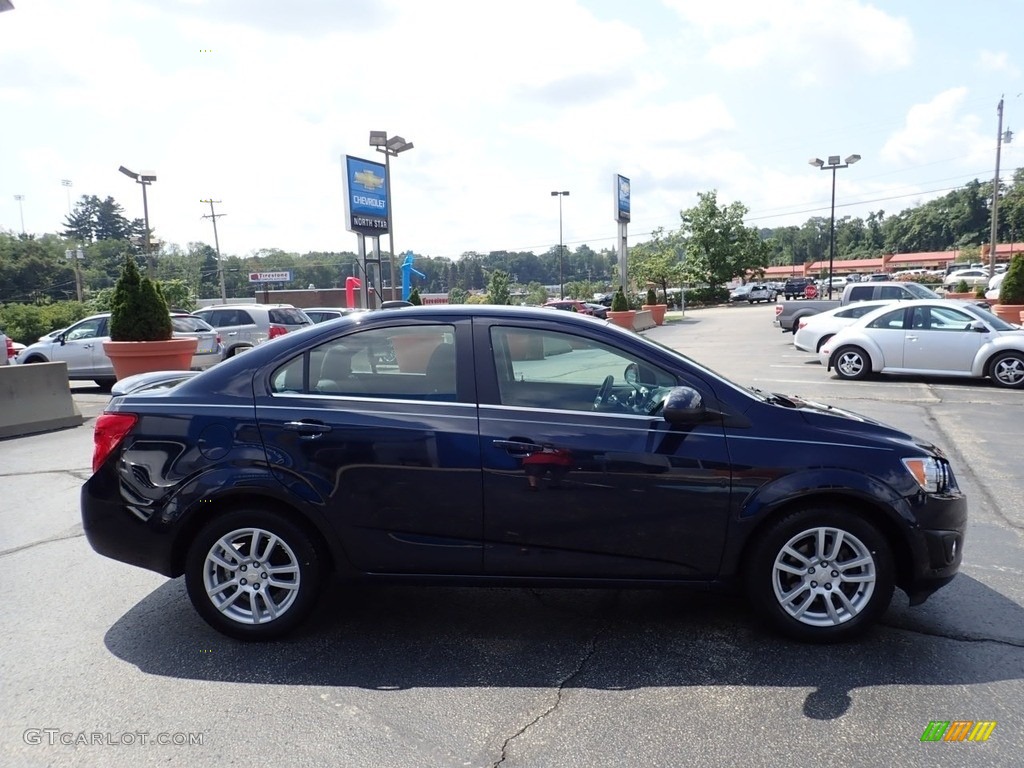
[185,508,323,640]
[745,508,894,642]
[989,351,1024,389]
[832,346,870,380]
[226,345,253,358]
[815,334,834,353]
[94,379,115,391]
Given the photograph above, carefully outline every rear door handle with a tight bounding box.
[493,439,543,455]
[284,420,332,438]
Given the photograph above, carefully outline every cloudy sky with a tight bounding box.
[1,0,1021,260]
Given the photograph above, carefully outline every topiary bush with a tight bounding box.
[408,287,422,305]
[955,279,970,293]
[645,287,657,306]
[611,287,628,312]
[109,255,172,341]
[999,254,1024,304]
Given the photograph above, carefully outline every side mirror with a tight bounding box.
[970,320,988,332]
[58,333,68,346]
[663,386,705,424]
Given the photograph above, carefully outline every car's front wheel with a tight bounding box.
[832,346,871,380]
[185,508,323,640]
[745,508,894,642]
[989,351,1024,389]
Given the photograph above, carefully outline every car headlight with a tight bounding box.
[901,457,950,494]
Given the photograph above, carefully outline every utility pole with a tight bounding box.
[988,96,1014,273]
[200,199,228,303]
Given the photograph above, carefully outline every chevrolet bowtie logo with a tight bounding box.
[354,170,384,190]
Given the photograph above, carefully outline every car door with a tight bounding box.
[53,316,110,376]
[473,319,732,579]
[902,305,986,373]
[253,317,484,574]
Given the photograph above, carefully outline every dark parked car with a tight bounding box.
[82,306,966,643]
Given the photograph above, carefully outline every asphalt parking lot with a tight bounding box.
[1,303,1021,767]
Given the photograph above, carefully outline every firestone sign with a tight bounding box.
[343,155,389,236]
[248,271,292,283]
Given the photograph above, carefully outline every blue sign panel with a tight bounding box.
[616,174,630,223]
[344,155,389,235]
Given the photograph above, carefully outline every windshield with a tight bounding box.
[904,283,941,299]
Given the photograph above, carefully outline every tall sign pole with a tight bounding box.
[615,174,631,290]
[201,199,228,303]
[989,96,1006,274]
[342,155,389,310]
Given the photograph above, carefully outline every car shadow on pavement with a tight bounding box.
[103,574,1024,721]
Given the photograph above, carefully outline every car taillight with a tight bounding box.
[5,337,14,359]
[92,413,139,473]
[216,334,222,345]
[775,305,783,317]
[268,324,287,339]
[798,321,807,329]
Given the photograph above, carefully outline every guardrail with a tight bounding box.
[0,362,83,439]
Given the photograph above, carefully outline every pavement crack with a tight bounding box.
[882,621,1024,648]
[0,527,85,559]
[492,622,608,767]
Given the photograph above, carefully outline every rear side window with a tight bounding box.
[846,286,872,301]
[269,308,311,325]
[171,316,214,332]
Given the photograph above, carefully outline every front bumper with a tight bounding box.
[900,489,967,604]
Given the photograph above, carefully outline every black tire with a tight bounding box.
[988,351,1024,389]
[94,379,115,391]
[185,508,323,640]
[831,345,871,380]
[791,319,801,334]
[814,334,834,353]
[744,507,894,643]
[226,345,253,358]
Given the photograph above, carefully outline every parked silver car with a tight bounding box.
[14,312,222,388]
[192,304,313,357]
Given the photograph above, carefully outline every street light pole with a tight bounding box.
[370,131,414,300]
[13,194,25,234]
[551,190,569,299]
[809,154,860,299]
[201,199,228,303]
[988,96,1014,274]
[118,165,157,276]
[61,179,73,216]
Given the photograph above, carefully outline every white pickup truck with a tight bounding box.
[773,282,941,334]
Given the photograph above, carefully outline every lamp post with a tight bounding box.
[551,190,569,299]
[369,131,414,300]
[118,165,157,276]
[809,154,860,299]
[13,194,25,234]
[61,179,73,216]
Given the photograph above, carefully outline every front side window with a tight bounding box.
[65,318,105,341]
[271,324,457,401]
[490,326,675,413]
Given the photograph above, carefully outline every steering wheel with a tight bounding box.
[594,375,615,410]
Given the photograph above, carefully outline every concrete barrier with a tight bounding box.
[0,362,84,440]
[632,309,657,331]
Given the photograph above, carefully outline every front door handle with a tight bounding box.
[284,420,332,438]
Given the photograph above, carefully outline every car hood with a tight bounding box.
[779,392,938,452]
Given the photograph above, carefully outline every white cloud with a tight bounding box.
[880,88,986,167]
[662,0,914,83]
[977,50,1020,77]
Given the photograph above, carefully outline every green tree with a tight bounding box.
[679,191,771,291]
[408,287,422,305]
[447,287,468,304]
[487,270,512,305]
[109,255,172,341]
[158,279,195,311]
[628,227,685,300]
[524,281,548,306]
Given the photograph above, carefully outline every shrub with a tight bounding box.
[645,288,658,306]
[108,255,172,341]
[408,287,422,305]
[974,285,986,299]
[999,254,1024,304]
[611,287,628,312]
[955,279,970,293]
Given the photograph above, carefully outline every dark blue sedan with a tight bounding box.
[82,305,967,642]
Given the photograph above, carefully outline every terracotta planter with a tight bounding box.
[642,304,667,325]
[607,310,636,330]
[944,292,974,300]
[390,334,443,372]
[993,304,1024,324]
[103,338,199,380]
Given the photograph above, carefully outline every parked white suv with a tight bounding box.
[192,304,313,358]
